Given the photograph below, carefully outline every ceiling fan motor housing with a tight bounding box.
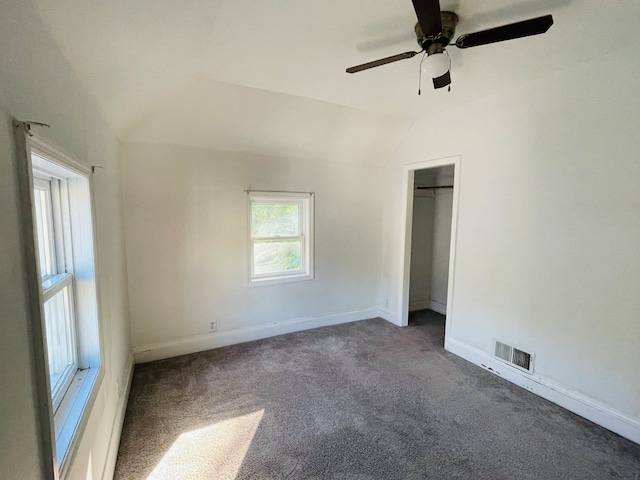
[415,11,458,50]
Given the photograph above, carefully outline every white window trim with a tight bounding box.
[16,126,105,479]
[247,191,315,286]
[42,272,79,412]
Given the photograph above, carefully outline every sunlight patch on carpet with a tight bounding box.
[146,409,264,480]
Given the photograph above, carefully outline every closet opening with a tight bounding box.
[399,156,460,350]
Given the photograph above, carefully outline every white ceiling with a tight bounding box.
[32,0,640,164]
[128,79,409,166]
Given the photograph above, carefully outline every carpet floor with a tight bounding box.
[114,312,640,479]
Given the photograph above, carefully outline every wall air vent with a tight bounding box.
[494,340,534,374]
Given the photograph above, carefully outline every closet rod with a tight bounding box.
[416,185,453,190]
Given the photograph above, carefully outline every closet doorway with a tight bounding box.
[399,156,460,349]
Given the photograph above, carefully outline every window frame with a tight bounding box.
[247,191,314,286]
[32,172,81,413]
[16,126,105,479]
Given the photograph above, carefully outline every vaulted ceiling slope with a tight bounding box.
[32,0,640,164]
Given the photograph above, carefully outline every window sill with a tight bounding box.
[54,366,102,474]
[249,272,314,287]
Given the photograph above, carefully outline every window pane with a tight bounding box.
[43,286,76,395]
[253,240,301,274]
[252,203,299,237]
[33,181,57,277]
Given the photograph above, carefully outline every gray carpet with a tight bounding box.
[115,312,640,479]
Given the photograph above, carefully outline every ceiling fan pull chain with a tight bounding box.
[418,51,427,96]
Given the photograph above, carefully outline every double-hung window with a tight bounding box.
[22,132,103,475]
[248,192,314,285]
[33,174,78,411]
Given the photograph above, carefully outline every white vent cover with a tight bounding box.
[494,340,534,374]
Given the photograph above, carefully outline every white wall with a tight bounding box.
[430,189,453,312]
[409,169,436,311]
[122,143,383,360]
[381,41,640,436]
[0,1,131,478]
[430,167,454,313]
[408,193,434,311]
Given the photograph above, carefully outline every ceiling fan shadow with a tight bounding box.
[356,32,416,52]
[465,0,570,27]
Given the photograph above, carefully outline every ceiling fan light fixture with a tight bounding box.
[422,51,450,79]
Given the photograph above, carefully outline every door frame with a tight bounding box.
[398,155,461,347]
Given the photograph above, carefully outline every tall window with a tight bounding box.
[248,192,314,285]
[27,140,102,472]
[33,174,78,411]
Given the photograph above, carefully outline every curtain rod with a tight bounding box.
[416,185,453,190]
[245,189,314,195]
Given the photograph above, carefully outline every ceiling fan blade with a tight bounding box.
[346,51,419,73]
[412,0,442,37]
[455,14,553,49]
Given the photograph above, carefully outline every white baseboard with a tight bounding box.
[377,306,398,325]
[429,300,447,315]
[101,352,134,480]
[445,337,640,445]
[409,299,431,312]
[133,307,379,363]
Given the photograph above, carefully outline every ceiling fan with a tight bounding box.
[346,0,553,90]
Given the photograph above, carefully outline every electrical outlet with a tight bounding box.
[209,320,217,333]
